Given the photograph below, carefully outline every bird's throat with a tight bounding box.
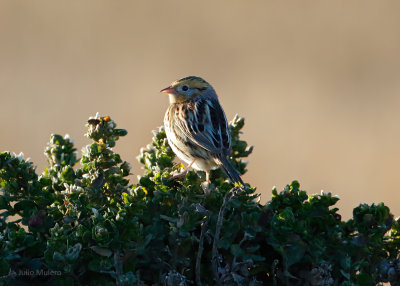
[168,94,187,104]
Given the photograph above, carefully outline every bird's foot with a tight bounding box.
[170,168,189,181]
[201,181,214,196]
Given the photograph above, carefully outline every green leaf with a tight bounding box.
[65,243,82,262]
[231,244,245,257]
[284,243,306,267]
[88,258,113,272]
[14,200,36,212]
[114,129,128,137]
[53,251,65,262]
[0,196,8,209]
[340,269,350,280]
[90,246,113,257]
[0,258,10,276]
[356,273,374,285]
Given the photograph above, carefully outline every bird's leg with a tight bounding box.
[171,160,195,180]
[206,170,210,185]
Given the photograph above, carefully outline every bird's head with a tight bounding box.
[161,76,214,103]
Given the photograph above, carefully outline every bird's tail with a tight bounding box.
[215,156,244,185]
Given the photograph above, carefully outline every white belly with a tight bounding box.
[164,118,218,171]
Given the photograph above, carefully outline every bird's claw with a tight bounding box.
[201,181,214,196]
[170,168,189,181]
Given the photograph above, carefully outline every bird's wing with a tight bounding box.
[175,98,231,154]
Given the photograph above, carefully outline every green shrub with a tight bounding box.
[0,113,399,285]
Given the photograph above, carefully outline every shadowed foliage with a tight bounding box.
[0,114,399,285]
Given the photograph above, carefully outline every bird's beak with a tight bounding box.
[160,86,176,95]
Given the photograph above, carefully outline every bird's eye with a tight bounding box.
[182,85,189,92]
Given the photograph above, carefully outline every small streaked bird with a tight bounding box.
[161,76,243,190]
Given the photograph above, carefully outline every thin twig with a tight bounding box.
[196,215,209,286]
[212,190,234,284]
[271,259,279,286]
[114,251,123,286]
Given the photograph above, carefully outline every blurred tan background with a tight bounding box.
[1,1,399,219]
